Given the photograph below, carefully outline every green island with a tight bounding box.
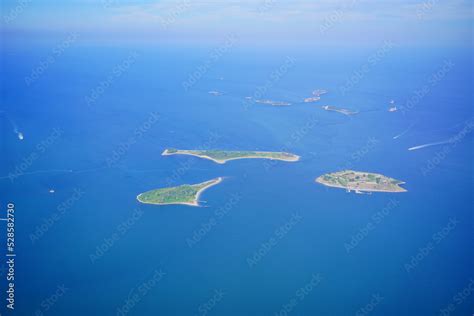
[162,149,300,164]
[316,170,407,193]
[304,96,320,103]
[137,177,223,206]
[322,105,358,116]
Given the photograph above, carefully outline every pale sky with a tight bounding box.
[1,0,473,46]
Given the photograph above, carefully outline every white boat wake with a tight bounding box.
[408,140,452,151]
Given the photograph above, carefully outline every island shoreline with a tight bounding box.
[162,149,300,164]
[315,178,407,193]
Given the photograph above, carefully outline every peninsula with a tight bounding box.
[162,149,300,164]
[316,170,407,193]
[137,177,223,206]
[322,105,358,116]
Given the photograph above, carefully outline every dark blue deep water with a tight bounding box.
[1,40,473,315]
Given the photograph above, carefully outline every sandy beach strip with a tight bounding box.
[315,178,407,193]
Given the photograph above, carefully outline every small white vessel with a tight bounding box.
[49,189,55,193]
[208,91,222,96]
[388,106,398,112]
[18,132,24,140]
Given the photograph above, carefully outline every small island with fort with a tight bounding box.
[316,170,407,193]
[137,177,223,206]
[162,149,300,164]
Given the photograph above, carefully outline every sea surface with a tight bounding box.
[1,40,473,315]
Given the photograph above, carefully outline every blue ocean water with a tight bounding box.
[1,40,473,315]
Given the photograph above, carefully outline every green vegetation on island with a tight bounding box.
[316,170,406,193]
[137,178,223,206]
[162,149,300,164]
